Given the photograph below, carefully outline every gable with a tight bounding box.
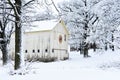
[24,19,69,35]
[52,21,68,36]
[52,19,69,35]
[25,19,58,32]
[59,19,69,35]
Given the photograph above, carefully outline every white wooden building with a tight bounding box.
[10,19,69,61]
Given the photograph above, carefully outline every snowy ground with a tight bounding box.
[1,50,120,80]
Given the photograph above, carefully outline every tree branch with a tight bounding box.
[0,20,3,30]
[4,9,13,25]
[23,0,35,7]
[65,6,73,12]
[44,0,52,5]
[4,18,16,23]
[51,0,60,13]
[8,23,14,40]
[7,0,19,17]
[89,14,95,21]
[0,7,13,9]
[92,16,99,25]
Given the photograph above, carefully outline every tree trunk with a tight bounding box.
[83,43,89,57]
[1,42,9,65]
[14,0,24,70]
[80,42,84,54]
[105,42,107,51]
[111,45,114,51]
[82,34,89,57]
[93,42,96,52]
[80,48,84,54]
[83,22,89,57]
[14,26,22,70]
[82,0,89,57]
[111,32,114,51]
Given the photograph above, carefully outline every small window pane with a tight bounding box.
[45,49,48,52]
[33,50,35,53]
[38,49,40,53]
[52,49,54,53]
[25,50,28,53]
[64,35,66,41]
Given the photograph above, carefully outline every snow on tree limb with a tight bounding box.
[7,0,20,17]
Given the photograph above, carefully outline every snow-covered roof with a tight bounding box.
[25,19,59,32]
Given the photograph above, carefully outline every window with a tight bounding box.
[38,49,40,53]
[45,49,48,52]
[64,35,66,41]
[25,50,28,53]
[66,50,67,54]
[52,49,54,53]
[33,50,35,53]
[59,35,62,43]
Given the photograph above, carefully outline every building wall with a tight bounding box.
[8,22,69,61]
[50,22,69,60]
[23,31,52,60]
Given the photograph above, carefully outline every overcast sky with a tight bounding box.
[27,0,67,15]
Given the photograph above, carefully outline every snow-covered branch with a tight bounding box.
[23,0,35,7]
[7,0,20,17]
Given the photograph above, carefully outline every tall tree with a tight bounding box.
[8,0,43,70]
[59,0,101,57]
[8,0,23,70]
[0,0,14,65]
[94,0,120,51]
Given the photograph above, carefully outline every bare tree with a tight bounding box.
[7,0,23,70]
[0,0,14,65]
[8,0,37,70]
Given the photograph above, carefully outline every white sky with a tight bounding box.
[52,0,69,14]
[25,0,67,15]
[38,0,65,14]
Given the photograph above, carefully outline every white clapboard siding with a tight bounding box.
[8,19,69,61]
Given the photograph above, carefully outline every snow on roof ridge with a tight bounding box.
[25,19,59,32]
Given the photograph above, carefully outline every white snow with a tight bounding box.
[1,50,120,80]
[25,19,59,32]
